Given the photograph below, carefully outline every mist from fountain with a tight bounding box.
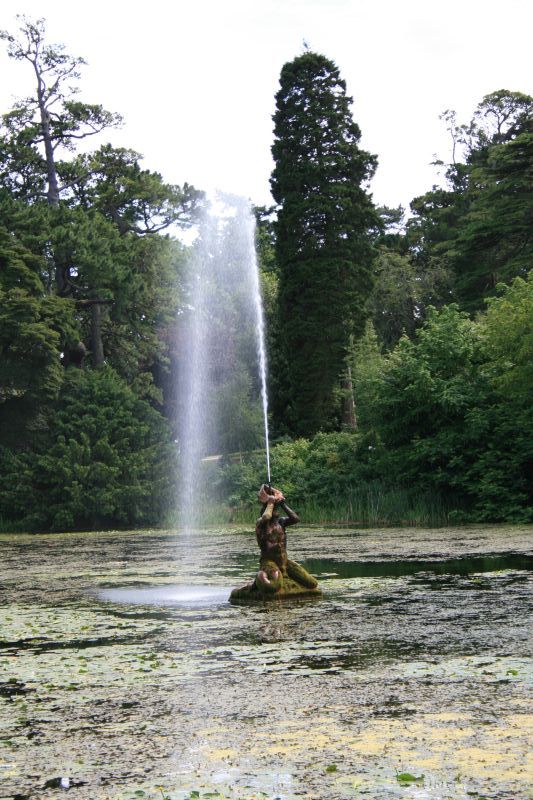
[177,194,270,529]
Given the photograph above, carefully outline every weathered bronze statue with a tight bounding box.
[229,485,322,603]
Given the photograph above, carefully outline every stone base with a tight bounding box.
[229,576,323,605]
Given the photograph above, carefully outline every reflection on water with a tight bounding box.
[304,552,532,578]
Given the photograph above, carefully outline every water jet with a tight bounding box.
[177,194,271,528]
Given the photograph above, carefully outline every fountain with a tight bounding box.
[177,193,269,526]
[177,194,321,603]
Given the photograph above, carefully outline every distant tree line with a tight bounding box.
[0,18,531,529]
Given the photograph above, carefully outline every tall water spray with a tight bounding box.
[178,195,270,528]
[249,224,271,485]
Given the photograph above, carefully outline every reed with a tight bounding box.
[164,485,452,529]
[296,486,451,527]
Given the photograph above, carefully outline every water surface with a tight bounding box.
[0,525,531,800]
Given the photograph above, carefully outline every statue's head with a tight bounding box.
[258,483,274,512]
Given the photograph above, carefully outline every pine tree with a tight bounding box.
[452,130,533,308]
[270,52,378,436]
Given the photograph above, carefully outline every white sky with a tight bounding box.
[0,0,531,213]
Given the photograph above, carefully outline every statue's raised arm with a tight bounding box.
[278,499,300,528]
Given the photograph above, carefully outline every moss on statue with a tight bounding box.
[230,572,322,604]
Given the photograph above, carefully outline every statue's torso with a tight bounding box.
[256,519,288,570]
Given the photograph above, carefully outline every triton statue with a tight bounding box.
[229,484,322,603]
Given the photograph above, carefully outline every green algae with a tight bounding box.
[0,524,531,799]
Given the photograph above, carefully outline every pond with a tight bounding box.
[0,525,531,800]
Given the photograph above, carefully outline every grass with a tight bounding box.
[297,486,453,527]
[163,485,453,529]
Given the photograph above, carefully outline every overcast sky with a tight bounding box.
[0,0,531,214]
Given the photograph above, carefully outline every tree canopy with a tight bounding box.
[408,90,533,311]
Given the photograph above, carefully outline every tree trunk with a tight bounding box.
[34,66,60,206]
[341,365,357,430]
[90,302,105,367]
[41,108,60,206]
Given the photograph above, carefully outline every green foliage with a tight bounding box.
[215,279,531,526]
[396,773,424,784]
[0,221,42,292]
[367,248,419,347]
[449,89,533,154]
[349,321,386,430]
[48,204,187,387]
[220,433,365,508]
[0,16,199,383]
[0,368,176,531]
[481,272,533,403]
[0,18,202,533]
[373,305,485,450]
[452,131,533,308]
[254,204,277,274]
[271,51,378,435]
[0,16,122,204]
[216,369,264,455]
[62,144,202,234]
[457,274,533,521]
[367,240,454,350]
[0,225,78,446]
[369,290,532,521]
[213,432,450,526]
[408,90,533,313]
[1,21,531,530]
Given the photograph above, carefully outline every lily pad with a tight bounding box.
[396,772,424,783]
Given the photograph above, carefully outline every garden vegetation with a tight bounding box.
[0,18,531,530]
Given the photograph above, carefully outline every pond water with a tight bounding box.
[0,525,531,800]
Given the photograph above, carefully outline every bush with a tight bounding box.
[368,292,533,522]
[212,431,448,525]
[0,367,176,531]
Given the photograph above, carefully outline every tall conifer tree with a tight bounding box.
[271,52,378,436]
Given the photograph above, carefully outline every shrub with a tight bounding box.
[0,367,176,531]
